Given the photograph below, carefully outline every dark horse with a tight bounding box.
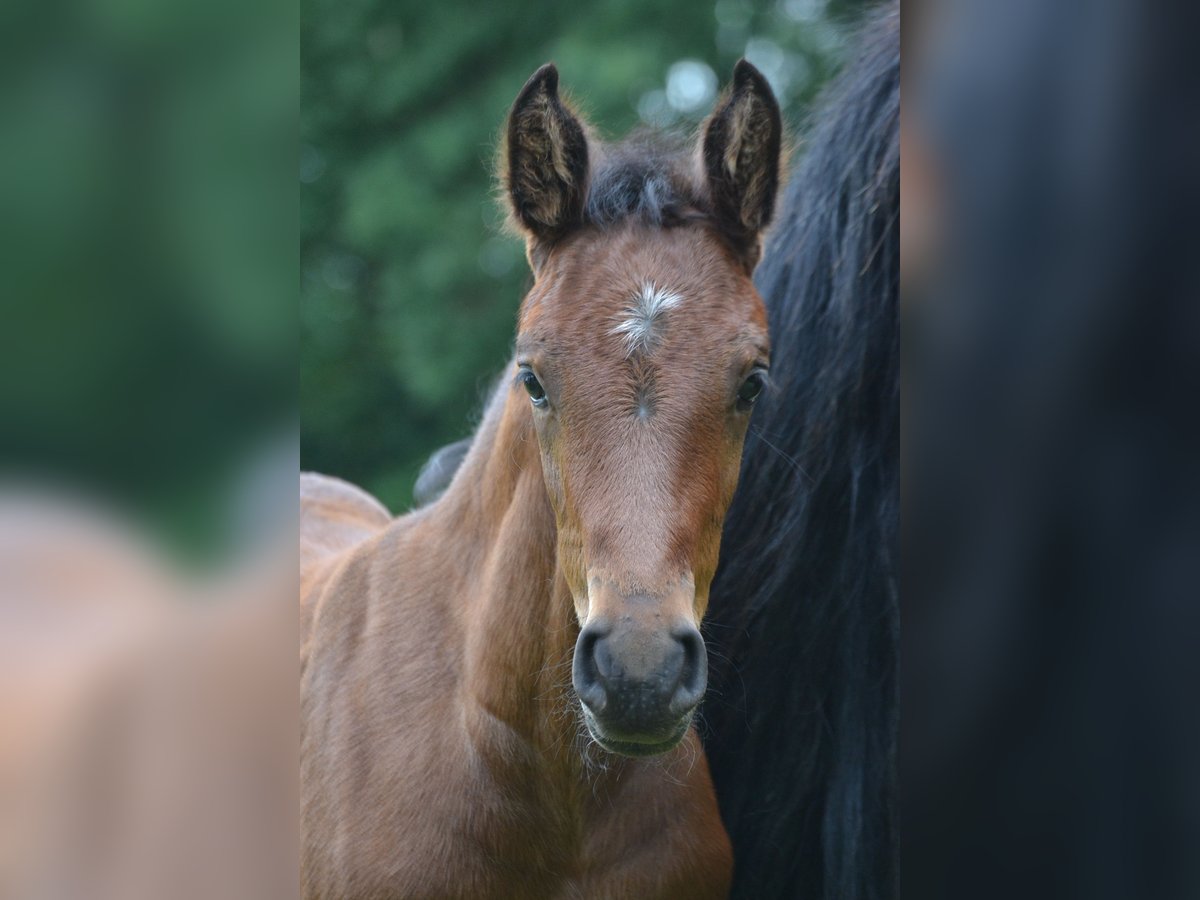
[701,5,899,899]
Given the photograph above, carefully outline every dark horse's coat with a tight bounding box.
[701,6,899,899]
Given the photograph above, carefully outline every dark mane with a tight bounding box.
[701,4,899,900]
[583,132,708,228]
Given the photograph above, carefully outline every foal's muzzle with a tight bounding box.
[572,617,706,757]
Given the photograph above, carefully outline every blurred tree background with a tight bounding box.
[1,0,295,563]
[302,0,876,512]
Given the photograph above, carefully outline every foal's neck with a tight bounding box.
[439,374,583,768]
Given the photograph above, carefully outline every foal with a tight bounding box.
[301,61,781,899]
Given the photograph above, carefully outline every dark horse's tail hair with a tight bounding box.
[700,4,899,899]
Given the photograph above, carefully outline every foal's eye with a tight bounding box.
[736,370,768,410]
[520,370,548,407]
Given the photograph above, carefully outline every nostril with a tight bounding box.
[572,624,610,714]
[670,627,707,715]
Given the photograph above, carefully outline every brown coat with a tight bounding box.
[300,377,731,898]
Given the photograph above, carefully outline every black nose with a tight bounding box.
[573,620,707,738]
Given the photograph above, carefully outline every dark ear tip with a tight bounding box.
[518,62,559,102]
[732,59,774,100]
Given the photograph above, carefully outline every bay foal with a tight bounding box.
[301,61,782,899]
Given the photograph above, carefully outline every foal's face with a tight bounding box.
[503,61,781,755]
[516,225,768,754]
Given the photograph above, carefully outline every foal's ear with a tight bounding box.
[504,63,590,254]
[702,60,783,268]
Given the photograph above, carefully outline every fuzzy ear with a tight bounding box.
[504,63,590,246]
[702,60,783,265]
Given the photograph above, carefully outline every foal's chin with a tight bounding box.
[580,706,693,758]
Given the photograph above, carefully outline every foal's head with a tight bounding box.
[503,62,782,757]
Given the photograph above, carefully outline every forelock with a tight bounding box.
[583,133,708,228]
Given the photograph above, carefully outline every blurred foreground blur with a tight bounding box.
[0,493,295,899]
[0,0,295,895]
[904,1,1199,898]
[0,0,295,562]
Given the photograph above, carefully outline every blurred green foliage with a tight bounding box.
[0,0,295,561]
[302,0,873,512]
